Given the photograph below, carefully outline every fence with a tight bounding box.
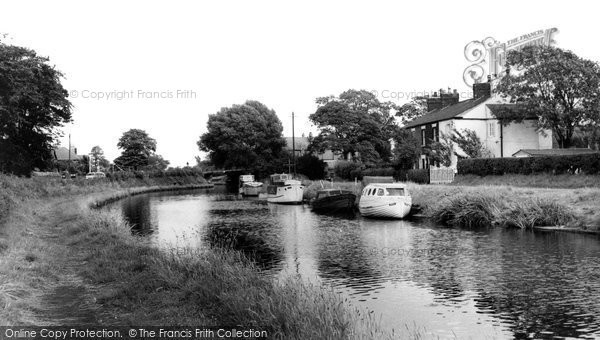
[430,168,455,184]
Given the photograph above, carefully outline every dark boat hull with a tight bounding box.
[311,194,356,213]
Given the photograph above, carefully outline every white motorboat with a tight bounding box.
[358,183,412,219]
[266,173,304,204]
[238,174,262,196]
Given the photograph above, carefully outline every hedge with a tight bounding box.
[106,168,204,181]
[333,163,430,183]
[457,154,600,176]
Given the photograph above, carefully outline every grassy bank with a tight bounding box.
[408,183,600,231]
[0,175,395,339]
[453,173,600,188]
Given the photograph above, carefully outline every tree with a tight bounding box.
[426,133,453,167]
[198,100,286,170]
[0,39,72,175]
[147,154,169,171]
[90,146,109,171]
[449,128,491,158]
[392,129,421,169]
[309,89,399,164]
[396,97,427,125]
[495,46,600,148]
[296,153,326,180]
[114,129,157,170]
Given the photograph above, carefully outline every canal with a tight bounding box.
[110,188,600,339]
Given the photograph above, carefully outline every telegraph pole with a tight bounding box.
[68,133,71,174]
[291,112,296,176]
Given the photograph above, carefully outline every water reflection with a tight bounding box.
[114,190,600,339]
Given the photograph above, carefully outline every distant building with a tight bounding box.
[283,136,345,175]
[283,137,309,157]
[53,146,84,161]
[403,82,553,169]
[512,148,599,157]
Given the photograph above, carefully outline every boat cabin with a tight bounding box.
[361,185,408,197]
[239,174,255,183]
[270,173,291,185]
[316,189,353,200]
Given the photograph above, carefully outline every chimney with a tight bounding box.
[426,87,460,112]
[473,82,491,99]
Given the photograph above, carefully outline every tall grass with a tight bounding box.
[427,191,577,229]
[74,209,395,339]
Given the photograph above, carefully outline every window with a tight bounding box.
[488,122,495,137]
[377,188,385,196]
[432,126,439,142]
[421,129,426,146]
[387,188,405,196]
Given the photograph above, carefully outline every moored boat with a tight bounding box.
[358,183,412,219]
[311,188,356,213]
[266,173,304,204]
[238,174,263,196]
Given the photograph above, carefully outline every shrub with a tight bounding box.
[334,161,364,180]
[296,154,326,180]
[396,169,430,184]
[458,153,600,176]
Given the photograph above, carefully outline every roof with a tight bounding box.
[284,137,309,151]
[53,147,84,161]
[403,96,489,129]
[363,183,408,188]
[512,148,600,157]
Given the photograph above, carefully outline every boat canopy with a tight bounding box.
[362,183,409,197]
[239,174,255,182]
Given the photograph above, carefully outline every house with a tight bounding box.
[512,148,599,157]
[284,137,310,157]
[53,146,84,161]
[403,82,553,169]
[283,136,345,174]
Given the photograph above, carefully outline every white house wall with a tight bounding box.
[503,121,552,156]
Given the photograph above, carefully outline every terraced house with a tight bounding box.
[403,82,553,169]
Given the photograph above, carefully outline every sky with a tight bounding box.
[2,0,599,166]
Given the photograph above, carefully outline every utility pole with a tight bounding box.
[292,112,296,176]
[68,133,71,174]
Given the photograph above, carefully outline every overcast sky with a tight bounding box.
[2,0,599,166]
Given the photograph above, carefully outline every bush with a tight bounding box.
[396,169,430,184]
[334,161,364,180]
[458,153,600,176]
[296,154,326,180]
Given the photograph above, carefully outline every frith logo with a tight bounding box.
[462,28,558,87]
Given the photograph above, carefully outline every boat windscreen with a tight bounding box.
[386,188,405,196]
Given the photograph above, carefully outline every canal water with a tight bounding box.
[111,188,600,339]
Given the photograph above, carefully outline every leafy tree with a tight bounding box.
[309,89,399,164]
[392,129,421,169]
[396,97,427,125]
[495,46,600,148]
[114,129,157,170]
[449,128,491,158]
[296,153,326,180]
[146,154,169,171]
[90,146,109,171]
[198,100,286,170]
[425,133,453,167]
[0,39,72,175]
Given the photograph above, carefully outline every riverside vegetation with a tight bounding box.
[0,174,396,339]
